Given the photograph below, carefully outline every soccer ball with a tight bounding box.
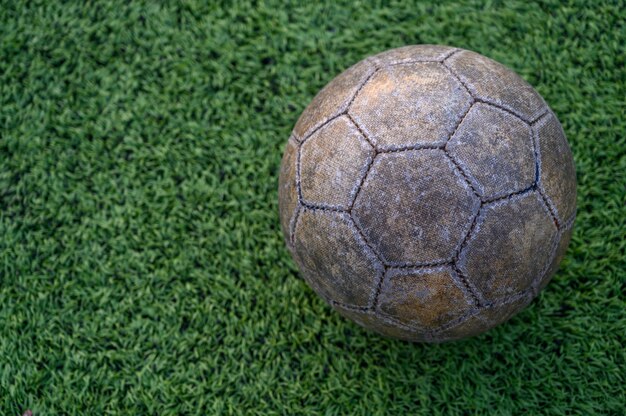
[278,45,576,342]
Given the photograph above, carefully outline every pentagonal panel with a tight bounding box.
[536,112,577,224]
[459,191,558,302]
[294,209,383,307]
[333,305,428,342]
[349,63,472,150]
[293,59,376,140]
[377,267,474,329]
[447,103,535,200]
[431,293,532,342]
[537,225,574,292]
[278,137,299,244]
[370,44,457,66]
[299,116,374,209]
[352,149,479,265]
[446,50,546,122]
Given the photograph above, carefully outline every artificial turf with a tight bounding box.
[1,0,624,414]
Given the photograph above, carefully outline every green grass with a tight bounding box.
[1,0,624,414]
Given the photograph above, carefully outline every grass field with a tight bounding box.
[1,0,625,414]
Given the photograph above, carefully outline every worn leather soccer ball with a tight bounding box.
[278,45,576,342]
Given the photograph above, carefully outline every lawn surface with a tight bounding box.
[1,0,624,414]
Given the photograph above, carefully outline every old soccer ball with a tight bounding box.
[278,45,576,342]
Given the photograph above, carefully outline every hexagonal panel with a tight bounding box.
[352,149,480,265]
[299,116,375,209]
[377,266,474,329]
[333,304,428,342]
[278,137,299,244]
[430,292,532,342]
[446,103,535,200]
[458,191,558,302]
[293,209,383,307]
[536,225,574,292]
[349,63,472,150]
[293,59,376,140]
[370,44,457,67]
[445,50,546,122]
[535,112,577,224]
